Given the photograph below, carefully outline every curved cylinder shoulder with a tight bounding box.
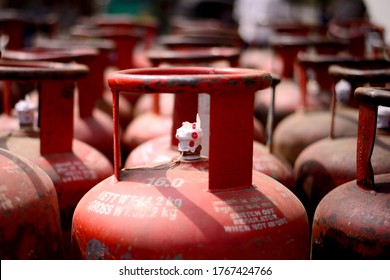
[107,67,272,94]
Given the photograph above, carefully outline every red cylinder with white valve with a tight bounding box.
[72,67,309,259]
[1,47,115,162]
[126,72,296,192]
[0,60,113,258]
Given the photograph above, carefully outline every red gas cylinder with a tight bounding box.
[1,47,115,163]
[273,55,390,166]
[0,148,63,259]
[122,47,265,154]
[294,65,390,221]
[72,67,309,259]
[311,86,390,259]
[126,75,296,191]
[0,60,113,258]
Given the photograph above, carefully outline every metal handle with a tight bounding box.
[0,60,88,154]
[265,75,280,153]
[328,61,390,138]
[108,67,272,190]
[354,87,390,190]
[2,48,100,118]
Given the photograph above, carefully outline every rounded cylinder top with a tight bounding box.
[328,63,390,83]
[108,67,272,95]
[0,60,88,80]
[2,48,98,62]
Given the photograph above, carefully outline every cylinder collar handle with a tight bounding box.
[2,48,99,119]
[328,61,390,138]
[0,60,88,155]
[108,67,272,191]
[354,87,390,190]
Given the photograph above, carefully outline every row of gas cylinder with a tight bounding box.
[0,10,389,260]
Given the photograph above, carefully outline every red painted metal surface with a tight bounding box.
[294,65,390,221]
[72,67,309,260]
[0,148,63,259]
[311,87,390,259]
[0,60,113,259]
[125,135,296,192]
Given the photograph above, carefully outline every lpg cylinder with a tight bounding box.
[273,55,390,166]
[0,148,63,259]
[294,65,390,222]
[311,86,390,259]
[126,75,296,191]
[0,60,113,258]
[72,67,309,260]
[1,47,115,163]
